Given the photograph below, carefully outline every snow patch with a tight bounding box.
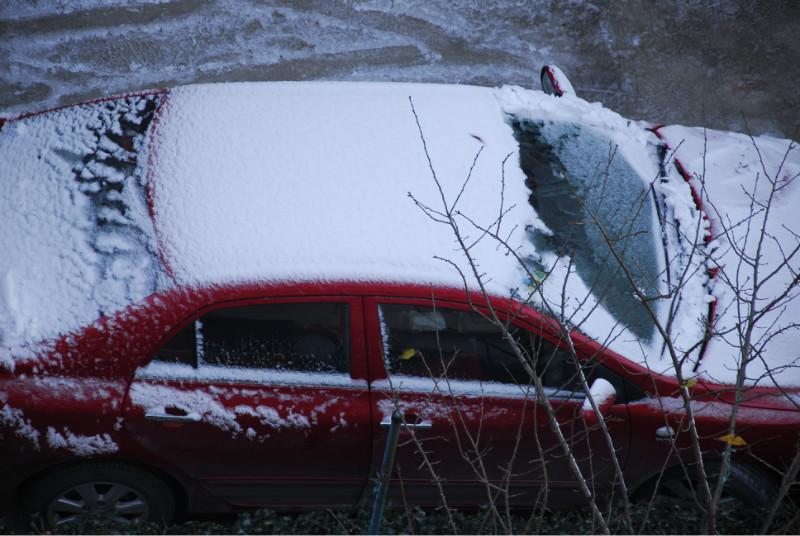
[149,82,536,297]
[582,378,616,412]
[373,376,582,401]
[45,427,119,456]
[128,382,241,433]
[0,398,41,449]
[136,361,365,389]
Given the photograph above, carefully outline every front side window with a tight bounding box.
[378,303,581,393]
[155,302,349,374]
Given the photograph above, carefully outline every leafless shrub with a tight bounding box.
[380,98,800,534]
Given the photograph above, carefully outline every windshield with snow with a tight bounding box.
[512,119,665,343]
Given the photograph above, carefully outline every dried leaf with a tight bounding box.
[717,434,747,447]
[398,348,417,360]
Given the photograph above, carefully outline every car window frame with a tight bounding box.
[138,295,369,384]
[364,296,622,402]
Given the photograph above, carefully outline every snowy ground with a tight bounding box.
[1,0,798,138]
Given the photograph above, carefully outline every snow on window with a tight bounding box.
[497,86,717,383]
[0,94,171,347]
[377,302,585,394]
[511,120,666,344]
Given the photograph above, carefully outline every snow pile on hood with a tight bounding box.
[658,126,800,387]
[498,86,800,387]
[148,82,539,295]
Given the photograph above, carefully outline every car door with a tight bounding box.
[123,297,373,508]
[364,297,632,508]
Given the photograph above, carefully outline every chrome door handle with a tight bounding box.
[380,418,433,431]
[145,411,201,423]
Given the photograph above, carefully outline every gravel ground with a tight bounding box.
[1,1,798,137]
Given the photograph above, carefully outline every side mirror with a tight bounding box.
[580,378,616,425]
[540,65,576,97]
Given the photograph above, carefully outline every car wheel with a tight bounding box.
[21,462,175,530]
[644,459,775,512]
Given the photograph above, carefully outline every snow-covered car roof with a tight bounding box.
[148,82,537,293]
[1,81,798,389]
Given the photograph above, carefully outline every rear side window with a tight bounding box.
[378,303,581,393]
[155,302,349,374]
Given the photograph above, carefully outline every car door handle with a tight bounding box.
[144,411,201,423]
[380,418,433,431]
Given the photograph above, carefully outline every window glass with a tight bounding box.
[511,119,665,343]
[155,302,349,374]
[378,303,582,392]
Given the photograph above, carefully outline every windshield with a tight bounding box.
[512,120,666,343]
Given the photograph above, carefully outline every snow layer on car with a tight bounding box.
[658,126,800,387]
[148,82,539,296]
[45,427,119,456]
[147,82,693,382]
[0,95,170,350]
[3,80,797,390]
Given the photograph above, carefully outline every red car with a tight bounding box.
[1,73,798,529]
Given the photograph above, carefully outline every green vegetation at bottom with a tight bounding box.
[2,501,797,535]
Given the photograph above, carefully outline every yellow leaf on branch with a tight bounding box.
[717,434,747,447]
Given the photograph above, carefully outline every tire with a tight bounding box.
[21,462,175,530]
[639,459,775,512]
